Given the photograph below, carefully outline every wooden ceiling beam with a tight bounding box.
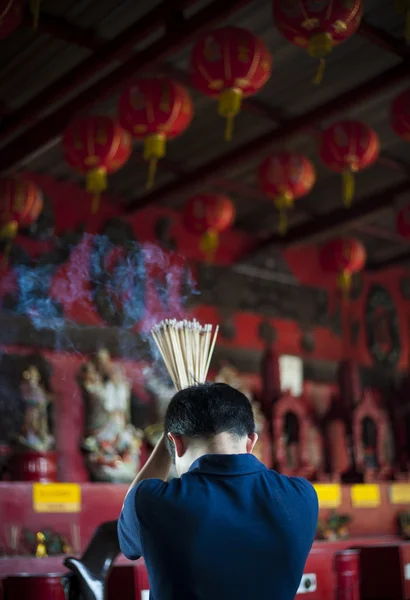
[243,181,410,261]
[21,10,104,51]
[18,14,410,194]
[0,0,206,147]
[29,13,410,64]
[125,63,410,213]
[357,21,410,59]
[14,13,409,185]
[31,16,409,250]
[367,249,410,271]
[156,64,410,195]
[0,0,255,172]
[16,8,410,258]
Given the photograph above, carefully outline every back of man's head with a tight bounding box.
[164,382,255,454]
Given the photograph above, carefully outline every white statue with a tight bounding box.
[18,365,54,452]
[79,350,142,483]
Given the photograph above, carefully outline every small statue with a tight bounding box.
[79,350,143,483]
[17,365,54,452]
[25,528,69,556]
[35,532,47,558]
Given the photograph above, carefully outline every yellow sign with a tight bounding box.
[351,484,381,508]
[33,483,81,513]
[390,483,410,505]
[313,484,341,508]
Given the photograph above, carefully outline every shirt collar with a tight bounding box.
[188,453,267,476]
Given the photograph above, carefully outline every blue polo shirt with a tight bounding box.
[118,454,318,600]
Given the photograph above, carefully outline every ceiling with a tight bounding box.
[2,0,410,271]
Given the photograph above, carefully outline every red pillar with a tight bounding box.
[260,345,280,420]
[338,359,361,414]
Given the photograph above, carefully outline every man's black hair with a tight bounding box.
[164,383,255,453]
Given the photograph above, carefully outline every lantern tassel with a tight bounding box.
[225,115,235,143]
[199,230,219,264]
[337,271,351,302]
[86,168,107,214]
[342,170,355,208]
[147,158,158,191]
[144,134,166,189]
[312,59,326,85]
[218,88,243,142]
[0,221,18,265]
[30,0,41,30]
[307,33,333,85]
[274,193,294,236]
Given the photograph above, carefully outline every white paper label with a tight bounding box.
[141,591,150,600]
[297,574,317,594]
[404,564,410,580]
[279,355,303,397]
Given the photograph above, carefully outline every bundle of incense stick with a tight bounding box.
[151,319,219,391]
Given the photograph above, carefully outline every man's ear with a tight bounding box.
[246,432,258,455]
[167,433,185,458]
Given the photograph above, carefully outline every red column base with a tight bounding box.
[4,574,65,600]
[335,549,360,600]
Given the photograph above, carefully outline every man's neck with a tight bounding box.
[186,433,245,468]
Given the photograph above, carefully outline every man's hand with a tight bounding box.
[126,433,172,496]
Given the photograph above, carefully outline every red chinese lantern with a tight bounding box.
[0,0,23,39]
[63,115,132,213]
[391,87,410,141]
[0,177,43,251]
[319,120,379,208]
[319,237,366,297]
[273,0,363,83]
[183,194,235,260]
[258,152,316,234]
[119,77,193,189]
[397,204,410,238]
[191,27,272,140]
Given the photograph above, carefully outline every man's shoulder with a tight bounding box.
[277,473,318,510]
[124,478,185,526]
[127,478,169,505]
[259,470,318,502]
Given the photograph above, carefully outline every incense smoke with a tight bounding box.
[2,233,197,357]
